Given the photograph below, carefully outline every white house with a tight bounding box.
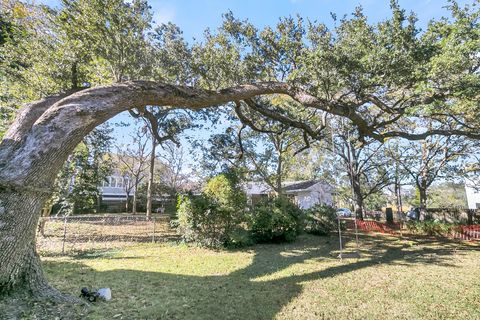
[244,180,333,209]
[101,174,131,203]
[465,178,480,209]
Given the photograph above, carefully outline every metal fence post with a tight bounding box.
[61,215,67,255]
[152,217,156,243]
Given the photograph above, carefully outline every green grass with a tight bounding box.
[4,233,480,320]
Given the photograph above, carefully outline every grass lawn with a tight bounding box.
[3,233,480,319]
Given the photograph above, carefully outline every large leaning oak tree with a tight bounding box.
[0,0,478,301]
[0,81,292,299]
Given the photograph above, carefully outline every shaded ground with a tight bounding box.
[2,231,480,320]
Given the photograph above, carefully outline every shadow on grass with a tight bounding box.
[5,234,480,320]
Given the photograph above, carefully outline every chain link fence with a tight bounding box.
[36,215,179,255]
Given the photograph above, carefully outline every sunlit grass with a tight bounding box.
[3,233,480,319]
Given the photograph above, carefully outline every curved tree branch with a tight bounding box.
[243,98,325,140]
[233,101,282,134]
[0,81,290,186]
[2,80,479,187]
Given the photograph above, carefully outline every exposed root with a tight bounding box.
[0,289,89,320]
[30,282,85,305]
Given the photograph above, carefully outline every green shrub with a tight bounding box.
[248,196,304,243]
[228,228,254,248]
[406,221,457,237]
[175,172,249,248]
[304,204,338,236]
[405,221,419,234]
[203,173,247,211]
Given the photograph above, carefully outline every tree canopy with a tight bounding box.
[1,0,479,143]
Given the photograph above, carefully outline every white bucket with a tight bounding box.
[97,288,112,301]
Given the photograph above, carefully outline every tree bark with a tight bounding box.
[146,139,157,219]
[351,174,364,220]
[394,178,400,214]
[418,185,428,220]
[346,140,364,220]
[0,191,77,302]
[275,149,283,196]
[132,191,137,214]
[125,192,130,213]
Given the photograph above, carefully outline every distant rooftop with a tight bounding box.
[244,180,329,195]
[283,180,320,192]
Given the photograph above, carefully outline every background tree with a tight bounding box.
[324,121,391,219]
[243,127,307,195]
[384,141,411,214]
[463,140,480,191]
[128,106,193,218]
[53,124,113,214]
[428,182,468,208]
[117,165,135,213]
[116,127,150,214]
[387,134,471,218]
[1,1,75,134]
[158,141,188,195]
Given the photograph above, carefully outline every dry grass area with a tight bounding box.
[36,215,177,254]
[3,224,480,320]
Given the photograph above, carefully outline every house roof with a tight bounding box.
[244,182,271,195]
[244,180,329,195]
[283,180,320,192]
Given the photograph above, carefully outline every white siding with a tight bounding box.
[294,183,333,209]
[465,179,480,209]
[297,191,316,209]
[244,180,334,210]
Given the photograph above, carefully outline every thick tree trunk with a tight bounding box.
[0,191,77,301]
[349,161,364,220]
[146,139,156,219]
[0,191,43,292]
[418,186,428,220]
[352,179,364,220]
[345,140,364,220]
[132,191,138,214]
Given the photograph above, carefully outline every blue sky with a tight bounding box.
[40,0,473,41]
[37,0,475,173]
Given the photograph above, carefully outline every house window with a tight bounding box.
[116,177,124,188]
[102,176,123,188]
